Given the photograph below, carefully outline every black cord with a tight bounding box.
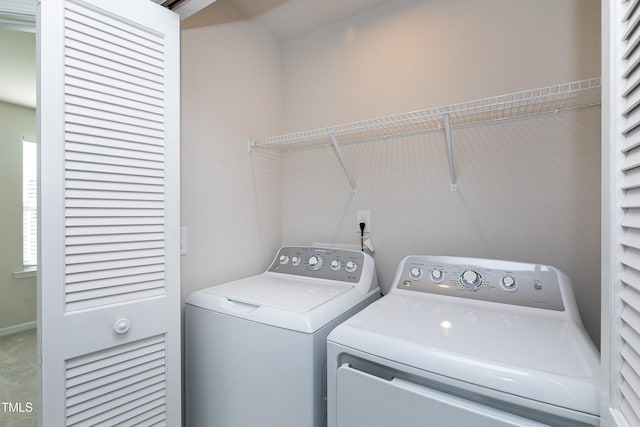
[359,222,365,252]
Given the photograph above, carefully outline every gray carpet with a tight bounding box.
[0,328,37,427]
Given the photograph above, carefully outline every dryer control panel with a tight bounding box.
[268,247,365,283]
[395,256,565,311]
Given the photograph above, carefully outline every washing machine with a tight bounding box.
[327,256,600,427]
[185,246,379,427]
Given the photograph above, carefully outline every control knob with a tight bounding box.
[460,270,482,290]
[308,255,322,270]
[409,267,423,280]
[501,275,517,289]
[345,261,357,273]
[330,259,341,271]
[291,256,301,266]
[279,255,289,265]
[430,269,444,282]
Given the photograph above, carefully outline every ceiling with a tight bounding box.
[0,28,35,109]
[227,0,394,41]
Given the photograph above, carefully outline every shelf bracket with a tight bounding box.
[443,108,458,191]
[248,139,256,152]
[330,133,358,195]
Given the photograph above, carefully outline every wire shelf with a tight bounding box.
[250,77,601,151]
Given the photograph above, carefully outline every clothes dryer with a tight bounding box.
[186,246,379,427]
[327,256,600,427]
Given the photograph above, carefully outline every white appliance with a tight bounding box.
[327,256,600,427]
[185,246,379,427]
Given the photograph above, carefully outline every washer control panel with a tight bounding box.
[268,247,364,283]
[396,256,565,311]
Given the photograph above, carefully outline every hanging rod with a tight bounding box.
[249,77,601,152]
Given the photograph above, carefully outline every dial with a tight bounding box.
[345,261,357,273]
[291,256,301,266]
[460,269,482,290]
[430,269,444,282]
[501,275,517,289]
[330,259,341,271]
[308,255,322,270]
[409,267,423,280]
[279,255,289,265]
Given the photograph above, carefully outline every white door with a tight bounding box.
[603,0,640,426]
[37,0,180,425]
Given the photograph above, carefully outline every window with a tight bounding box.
[23,138,37,269]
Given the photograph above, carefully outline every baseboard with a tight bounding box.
[0,321,36,337]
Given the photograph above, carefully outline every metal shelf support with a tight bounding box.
[442,108,457,191]
[330,133,358,195]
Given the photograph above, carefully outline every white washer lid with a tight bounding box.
[203,273,352,312]
[186,272,377,333]
[328,293,600,416]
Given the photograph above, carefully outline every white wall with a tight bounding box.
[0,101,36,330]
[180,0,602,343]
[282,109,601,341]
[279,0,602,343]
[180,0,283,301]
[0,29,36,109]
[281,0,601,131]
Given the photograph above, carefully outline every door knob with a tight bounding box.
[113,318,131,334]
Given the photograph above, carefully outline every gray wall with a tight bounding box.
[0,101,36,330]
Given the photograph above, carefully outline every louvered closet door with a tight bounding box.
[38,1,180,425]
[609,0,640,425]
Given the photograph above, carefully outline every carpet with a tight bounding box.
[0,328,37,427]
